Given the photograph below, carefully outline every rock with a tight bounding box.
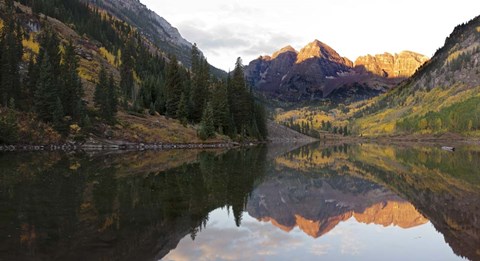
[354,51,428,78]
[245,40,428,105]
[245,39,352,102]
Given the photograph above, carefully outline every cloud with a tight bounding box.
[177,19,302,69]
[178,22,251,50]
[309,244,331,256]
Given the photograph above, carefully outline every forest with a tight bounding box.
[0,0,267,144]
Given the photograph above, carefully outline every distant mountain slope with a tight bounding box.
[245,40,427,106]
[87,0,226,77]
[352,15,480,136]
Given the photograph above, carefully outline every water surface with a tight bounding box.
[0,143,479,260]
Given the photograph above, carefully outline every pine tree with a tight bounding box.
[53,97,65,132]
[254,103,268,140]
[228,57,251,136]
[165,55,183,117]
[23,57,37,110]
[107,74,118,118]
[34,53,57,122]
[176,92,188,126]
[94,67,117,123]
[61,41,84,121]
[120,38,135,103]
[94,69,118,123]
[211,80,231,135]
[190,44,210,122]
[34,27,62,122]
[198,102,215,140]
[0,1,23,107]
[37,27,61,81]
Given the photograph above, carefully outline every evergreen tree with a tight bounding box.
[61,41,84,120]
[107,74,118,118]
[37,27,61,80]
[52,97,65,132]
[23,57,37,110]
[140,75,165,112]
[94,67,116,123]
[228,57,251,136]
[190,44,209,122]
[211,80,231,135]
[165,55,183,117]
[34,53,57,122]
[0,0,23,107]
[120,38,135,103]
[176,92,188,126]
[198,102,215,140]
[254,103,268,140]
[34,27,62,122]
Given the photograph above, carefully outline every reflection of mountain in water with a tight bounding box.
[1,143,479,261]
[347,144,480,261]
[247,170,427,238]
[271,143,480,261]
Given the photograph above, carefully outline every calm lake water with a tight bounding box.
[0,143,479,260]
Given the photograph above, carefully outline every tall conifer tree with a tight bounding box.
[0,0,23,107]
[165,55,183,117]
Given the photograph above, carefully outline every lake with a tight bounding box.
[0,142,479,260]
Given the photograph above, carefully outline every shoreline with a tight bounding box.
[0,141,247,152]
[1,132,479,152]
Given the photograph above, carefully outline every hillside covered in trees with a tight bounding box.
[0,0,267,145]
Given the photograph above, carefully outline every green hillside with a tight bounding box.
[0,0,266,144]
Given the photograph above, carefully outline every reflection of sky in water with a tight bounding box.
[163,207,462,261]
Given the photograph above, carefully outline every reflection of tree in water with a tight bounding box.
[0,147,268,260]
[285,143,350,162]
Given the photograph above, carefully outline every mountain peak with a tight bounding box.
[272,45,297,59]
[297,39,345,64]
[354,51,428,78]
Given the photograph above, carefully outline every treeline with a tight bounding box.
[18,0,127,53]
[282,118,349,138]
[396,96,480,133]
[282,120,320,138]
[1,0,267,141]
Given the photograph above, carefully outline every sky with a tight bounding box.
[141,0,480,71]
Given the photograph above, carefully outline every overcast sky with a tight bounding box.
[142,0,480,71]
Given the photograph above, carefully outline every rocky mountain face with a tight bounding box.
[245,40,427,105]
[247,170,427,238]
[354,51,429,78]
[88,0,190,53]
[87,0,225,76]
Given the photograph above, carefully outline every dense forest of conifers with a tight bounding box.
[0,0,267,143]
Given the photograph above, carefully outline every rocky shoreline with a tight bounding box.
[0,141,243,152]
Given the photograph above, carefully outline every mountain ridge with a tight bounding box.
[245,40,427,105]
